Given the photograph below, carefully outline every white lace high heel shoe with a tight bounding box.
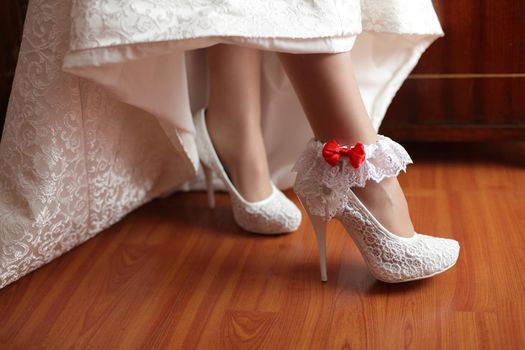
[293,136,460,283]
[194,108,302,234]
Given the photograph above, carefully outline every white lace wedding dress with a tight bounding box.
[0,0,443,288]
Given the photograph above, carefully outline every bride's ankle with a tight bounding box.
[204,108,273,201]
[206,109,261,152]
[206,122,264,169]
[352,178,415,238]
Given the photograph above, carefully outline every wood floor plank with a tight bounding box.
[1,142,524,349]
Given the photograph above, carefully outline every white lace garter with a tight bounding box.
[292,135,413,220]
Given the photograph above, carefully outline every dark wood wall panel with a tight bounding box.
[386,78,525,125]
[381,0,525,141]
[415,1,524,74]
[0,0,28,134]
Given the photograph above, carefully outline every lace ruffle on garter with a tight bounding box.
[292,135,413,220]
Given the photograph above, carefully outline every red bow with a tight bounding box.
[322,139,366,168]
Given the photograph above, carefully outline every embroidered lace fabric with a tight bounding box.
[292,135,413,220]
[230,189,302,234]
[0,1,194,289]
[340,195,460,283]
[68,0,443,52]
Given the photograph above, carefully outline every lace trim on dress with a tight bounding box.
[292,135,413,220]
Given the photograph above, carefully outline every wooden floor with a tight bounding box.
[1,142,524,349]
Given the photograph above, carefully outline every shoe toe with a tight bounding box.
[422,236,460,277]
[279,197,302,231]
[446,238,460,267]
[232,191,302,234]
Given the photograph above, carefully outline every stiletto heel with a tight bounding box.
[201,162,215,208]
[308,212,328,282]
[293,136,460,283]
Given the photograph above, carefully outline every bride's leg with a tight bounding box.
[206,44,272,202]
[277,51,415,238]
